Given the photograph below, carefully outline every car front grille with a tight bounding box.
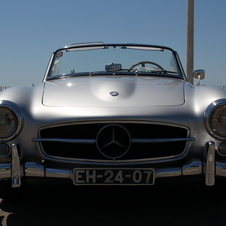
[37,122,192,162]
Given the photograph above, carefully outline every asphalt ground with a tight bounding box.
[0,183,226,226]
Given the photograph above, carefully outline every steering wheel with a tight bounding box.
[128,61,164,72]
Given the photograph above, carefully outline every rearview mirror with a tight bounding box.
[105,63,122,72]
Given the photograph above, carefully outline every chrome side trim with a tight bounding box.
[11,144,22,187]
[205,141,215,186]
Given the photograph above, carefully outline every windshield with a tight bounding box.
[47,44,183,79]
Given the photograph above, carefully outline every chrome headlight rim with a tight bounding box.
[0,100,23,141]
[204,99,226,141]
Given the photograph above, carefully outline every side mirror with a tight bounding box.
[192,69,205,80]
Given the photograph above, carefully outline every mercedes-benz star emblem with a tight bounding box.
[96,124,131,159]
[110,91,119,97]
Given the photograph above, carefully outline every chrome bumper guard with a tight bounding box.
[2,142,226,187]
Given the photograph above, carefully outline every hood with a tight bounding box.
[42,76,185,107]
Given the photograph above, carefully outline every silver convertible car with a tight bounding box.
[1,42,226,195]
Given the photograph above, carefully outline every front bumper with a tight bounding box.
[2,141,226,187]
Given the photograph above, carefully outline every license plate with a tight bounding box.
[73,168,155,185]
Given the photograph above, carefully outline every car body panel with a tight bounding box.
[43,76,185,107]
[1,43,226,190]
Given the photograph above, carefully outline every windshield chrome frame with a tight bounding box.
[43,43,186,82]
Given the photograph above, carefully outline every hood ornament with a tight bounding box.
[110,91,119,97]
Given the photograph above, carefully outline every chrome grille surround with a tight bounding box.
[33,121,194,163]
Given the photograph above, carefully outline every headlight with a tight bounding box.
[205,99,226,140]
[0,101,23,140]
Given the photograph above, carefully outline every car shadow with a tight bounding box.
[0,183,226,226]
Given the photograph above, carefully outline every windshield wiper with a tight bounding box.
[135,70,178,75]
[160,70,178,74]
[89,71,127,76]
[47,72,90,80]
[134,70,182,78]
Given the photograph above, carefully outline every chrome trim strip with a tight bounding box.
[205,141,215,186]
[155,167,181,178]
[216,161,226,177]
[4,157,226,186]
[33,138,96,144]
[35,121,191,162]
[46,168,72,179]
[3,159,226,184]
[182,160,202,175]
[132,137,195,143]
[39,154,185,163]
[37,120,190,133]
[11,143,22,187]
[33,137,194,144]
[23,161,204,179]
[25,162,45,177]
[23,162,201,179]
[22,160,226,181]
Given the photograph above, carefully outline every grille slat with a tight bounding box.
[37,122,190,161]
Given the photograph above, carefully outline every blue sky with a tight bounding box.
[0,0,225,87]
